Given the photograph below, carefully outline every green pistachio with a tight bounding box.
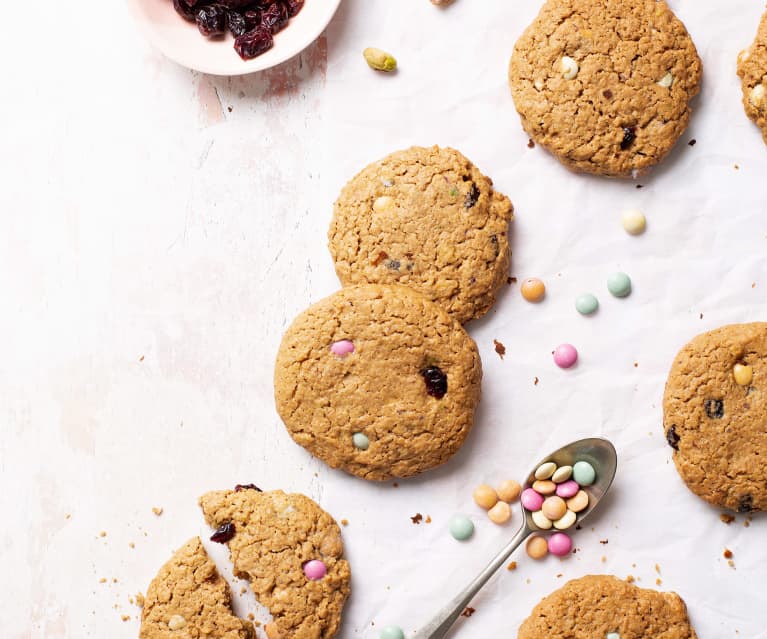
[363,48,397,72]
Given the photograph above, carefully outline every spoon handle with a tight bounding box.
[411,524,532,639]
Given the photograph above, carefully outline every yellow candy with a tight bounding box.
[488,501,512,524]
[473,484,499,510]
[521,278,546,303]
[734,363,753,386]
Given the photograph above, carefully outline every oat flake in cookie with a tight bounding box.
[737,9,767,145]
[199,489,351,639]
[508,0,702,178]
[274,284,482,480]
[139,537,255,639]
[518,575,698,639]
[663,323,767,513]
[329,146,513,324]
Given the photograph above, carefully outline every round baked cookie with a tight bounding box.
[519,575,697,639]
[274,284,482,480]
[737,9,767,145]
[663,323,767,513]
[508,0,702,178]
[328,146,513,324]
[199,488,351,639]
[139,537,254,639]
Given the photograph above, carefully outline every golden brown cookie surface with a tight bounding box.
[737,9,767,144]
[274,284,482,480]
[509,0,702,177]
[518,575,697,639]
[663,323,767,513]
[328,146,513,324]
[139,537,254,639]
[199,489,350,639]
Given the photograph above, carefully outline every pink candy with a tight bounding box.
[547,532,572,557]
[302,559,327,581]
[555,480,580,499]
[521,488,544,511]
[553,343,578,369]
[330,340,354,357]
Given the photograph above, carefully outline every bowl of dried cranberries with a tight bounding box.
[128,0,342,75]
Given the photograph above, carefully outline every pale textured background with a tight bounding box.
[2,0,767,637]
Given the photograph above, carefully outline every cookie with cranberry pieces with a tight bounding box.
[508,0,702,177]
[663,323,767,512]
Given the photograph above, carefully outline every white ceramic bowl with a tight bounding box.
[127,0,342,75]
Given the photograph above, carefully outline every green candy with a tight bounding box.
[607,272,631,298]
[575,293,599,315]
[352,432,369,450]
[380,627,405,639]
[448,514,474,541]
[573,461,596,486]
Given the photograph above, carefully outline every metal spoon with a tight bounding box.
[411,437,618,639]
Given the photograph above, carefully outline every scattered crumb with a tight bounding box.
[599,539,608,545]
[700,313,704,320]
[341,519,349,526]
[139,355,145,362]
[601,556,606,563]
[633,362,638,368]
[655,563,661,574]
[248,613,255,621]
[99,578,107,584]
[556,573,563,578]
[688,139,697,146]
[636,184,643,189]
[575,524,582,530]
[734,164,740,170]
[425,515,432,524]
[493,340,506,360]
[534,377,539,386]
[65,514,71,520]
[720,514,735,524]
[752,282,756,289]
[626,575,635,583]
[526,578,531,584]
[745,516,751,527]
[411,513,423,524]
[99,531,107,538]
[461,606,475,618]
[227,106,233,113]
[723,549,733,559]
[113,578,118,584]
[135,593,145,608]
[656,578,662,586]
[129,542,135,549]
[392,482,399,488]
[121,615,130,622]
[152,507,163,516]
[240,586,247,595]
[728,559,735,569]
[527,139,535,149]
[632,563,636,568]
[507,561,518,571]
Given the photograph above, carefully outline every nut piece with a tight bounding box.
[168,615,187,630]
[750,84,766,108]
[657,72,674,88]
[363,48,397,72]
[430,0,455,5]
[560,56,579,80]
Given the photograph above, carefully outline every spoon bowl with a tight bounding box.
[412,436,618,639]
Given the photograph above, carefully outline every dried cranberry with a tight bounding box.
[219,0,252,7]
[737,494,753,513]
[285,0,304,17]
[620,126,636,150]
[261,2,289,34]
[234,483,262,492]
[464,184,480,209]
[196,4,228,36]
[666,425,680,450]
[234,27,274,59]
[244,8,262,29]
[227,11,249,36]
[704,399,724,419]
[173,0,199,21]
[421,366,448,399]
[210,522,236,543]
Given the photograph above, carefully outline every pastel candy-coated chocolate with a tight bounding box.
[575,293,599,315]
[302,559,327,580]
[449,514,474,541]
[555,480,580,498]
[553,343,578,368]
[330,339,355,357]
[534,461,557,480]
[607,272,632,298]
[380,626,406,639]
[521,488,544,511]
[531,510,553,530]
[573,461,596,486]
[547,532,573,556]
[352,432,370,450]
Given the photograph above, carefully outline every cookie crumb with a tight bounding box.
[99,531,107,538]
[654,563,661,574]
[152,507,163,516]
[129,542,135,549]
[392,482,399,488]
[461,606,475,618]
[633,362,638,368]
[636,184,643,189]
[341,519,349,526]
[139,355,145,362]
[507,561,517,571]
[248,613,255,621]
[527,139,535,149]
[99,577,107,584]
[688,139,697,146]
[599,539,608,544]
[65,513,71,519]
[411,513,423,524]
[121,615,130,622]
[700,313,704,319]
[720,513,735,524]
[135,593,145,608]
[227,106,233,112]
[723,548,733,559]
[493,340,506,360]
[752,282,756,289]
[601,556,606,563]
[534,377,539,386]
[425,515,432,524]
[728,559,735,568]
[656,578,662,586]
[734,164,740,170]
[626,575,635,583]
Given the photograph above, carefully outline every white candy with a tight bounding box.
[168,615,187,630]
[621,209,647,235]
[532,510,553,530]
[373,196,394,212]
[552,465,573,483]
[750,84,766,108]
[534,461,557,480]
[606,633,621,639]
[657,72,674,88]
[553,509,577,530]
[560,56,579,80]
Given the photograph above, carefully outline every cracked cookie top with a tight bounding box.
[274,284,482,480]
[663,323,767,513]
[737,9,767,145]
[328,146,513,324]
[509,0,702,178]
